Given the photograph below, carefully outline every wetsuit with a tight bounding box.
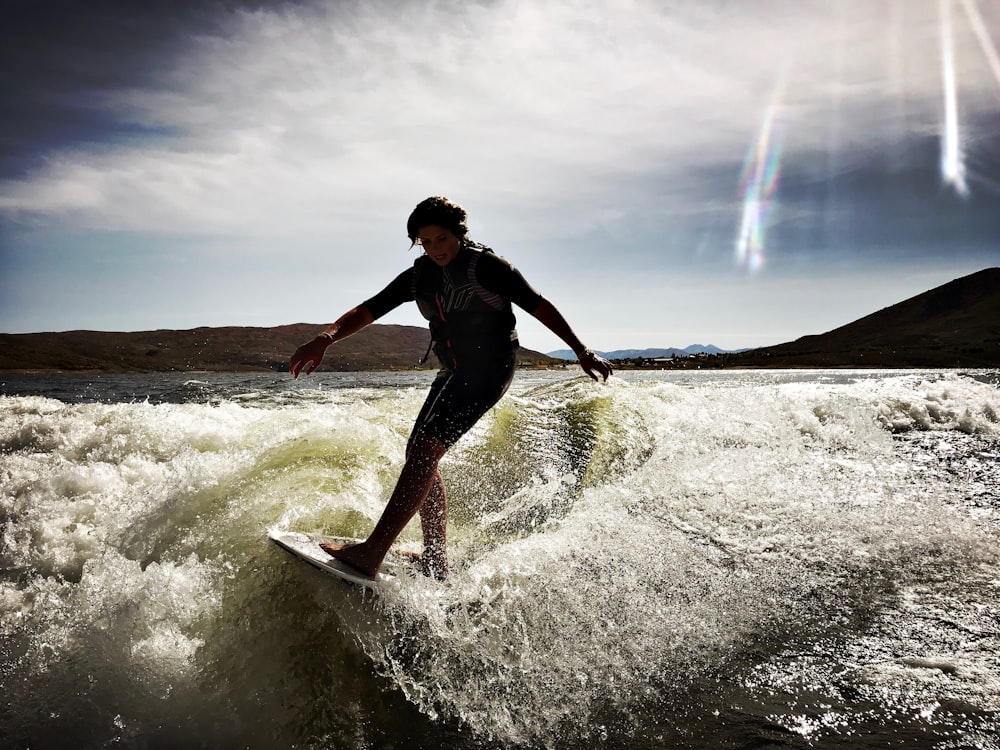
[362,243,543,447]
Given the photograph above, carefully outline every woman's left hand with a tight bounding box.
[290,336,330,379]
[578,349,613,382]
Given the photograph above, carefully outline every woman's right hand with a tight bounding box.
[290,336,330,379]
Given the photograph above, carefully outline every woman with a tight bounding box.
[290,197,612,580]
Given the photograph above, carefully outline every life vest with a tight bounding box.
[411,244,518,370]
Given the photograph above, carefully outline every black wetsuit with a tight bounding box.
[362,243,543,447]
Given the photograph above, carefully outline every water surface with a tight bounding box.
[2,370,998,748]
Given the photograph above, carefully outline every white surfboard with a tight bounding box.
[269,529,405,588]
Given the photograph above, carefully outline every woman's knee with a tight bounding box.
[406,431,448,466]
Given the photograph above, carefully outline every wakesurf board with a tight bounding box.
[269,529,406,588]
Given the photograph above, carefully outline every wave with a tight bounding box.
[1,371,997,748]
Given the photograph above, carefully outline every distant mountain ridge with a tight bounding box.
[0,324,558,373]
[548,345,732,360]
[550,268,1000,369]
[724,267,1000,368]
[3,268,997,372]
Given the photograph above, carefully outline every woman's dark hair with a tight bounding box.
[406,196,469,243]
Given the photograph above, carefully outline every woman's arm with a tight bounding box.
[290,305,375,378]
[530,298,613,381]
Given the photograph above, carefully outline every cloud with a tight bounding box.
[3,0,997,240]
[1,0,998,344]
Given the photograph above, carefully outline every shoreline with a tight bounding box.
[3,363,997,376]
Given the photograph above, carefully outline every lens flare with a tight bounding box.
[736,78,785,273]
[959,0,1000,94]
[940,0,968,197]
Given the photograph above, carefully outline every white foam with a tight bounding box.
[1,372,997,746]
[336,374,1000,743]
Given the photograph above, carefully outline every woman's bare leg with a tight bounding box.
[321,432,447,577]
[417,470,448,579]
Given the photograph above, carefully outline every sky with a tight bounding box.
[1,0,998,353]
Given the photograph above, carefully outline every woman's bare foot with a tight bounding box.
[320,542,380,579]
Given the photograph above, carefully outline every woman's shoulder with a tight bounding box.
[467,243,516,271]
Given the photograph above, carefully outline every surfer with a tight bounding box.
[290,196,612,580]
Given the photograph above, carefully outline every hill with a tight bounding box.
[0,324,560,373]
[720,267,1000,368]
[4,269,997,372]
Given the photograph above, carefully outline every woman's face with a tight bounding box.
[417,225,461,267]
